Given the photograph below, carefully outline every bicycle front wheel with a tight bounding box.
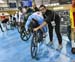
[31,35,38,58]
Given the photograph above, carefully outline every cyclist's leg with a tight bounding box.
[37,20,47,38]
[30,19,44,32]
[29,19,39,30]
[30,20,43,41]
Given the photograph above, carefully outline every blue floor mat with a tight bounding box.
[0,29,75,62]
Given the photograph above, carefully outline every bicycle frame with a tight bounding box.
[31,29,43,59]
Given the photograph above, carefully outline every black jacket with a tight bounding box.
[43,10,60,24]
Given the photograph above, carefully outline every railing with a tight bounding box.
[0,7,18,11]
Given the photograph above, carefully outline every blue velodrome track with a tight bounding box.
[0,28,75,62]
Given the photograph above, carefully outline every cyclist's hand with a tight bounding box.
[33,28,38,32]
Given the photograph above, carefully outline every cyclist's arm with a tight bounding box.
[25,16,32,31]
[34,21,47,31]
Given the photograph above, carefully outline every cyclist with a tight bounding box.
[25,11,47,37]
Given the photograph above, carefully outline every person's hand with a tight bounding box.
[33,28,38,32]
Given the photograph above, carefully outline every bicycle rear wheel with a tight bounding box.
[20,30,31,41]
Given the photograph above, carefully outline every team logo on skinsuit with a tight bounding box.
[36,12,44,18]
